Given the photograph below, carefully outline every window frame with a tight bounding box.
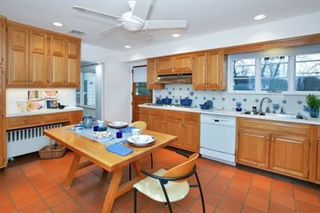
[228,44,320,95]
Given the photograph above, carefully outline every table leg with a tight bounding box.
[102,168,124,213]
[64,153,81,189]
[132,161,142,177]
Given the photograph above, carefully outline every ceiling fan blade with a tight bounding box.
[143,20,188,30]
[132,0,152,20]
[101,24,123,34]
[73,5,120,20]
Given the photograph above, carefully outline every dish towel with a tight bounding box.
[107,143,133,156]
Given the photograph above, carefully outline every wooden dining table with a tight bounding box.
[43,125,177,213]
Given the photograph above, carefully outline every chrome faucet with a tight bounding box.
[258,97,272,115]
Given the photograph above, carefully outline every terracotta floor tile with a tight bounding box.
[215,197,242,213]
[37,184,63,198]
[242,205,265,213]
[271,179,294,197]
[270,193,295,210]
[0,200,17,213]
[190,198,215,213]
[73,191,103,207]
[45,190,70,207]
[269,202,296,213]
[245,194,269,212]
[18,199,50,213]
[12,193,42,210]
[224,187,248,203]
[0,190,13,204]
[248,186,270,200]
[218,166,237,179]
[51,198,84,213]
[203,190,221,207]
[207,175,231,195]
[295,200,320,213]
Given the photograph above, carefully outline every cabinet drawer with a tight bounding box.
[139,108,150,115]
[149,109,166,117]
[184,112,199,123]
[45,113,69,124]
[7,116,42,130]
[237,118,309,136]
[166,111,183,121]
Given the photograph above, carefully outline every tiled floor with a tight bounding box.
[1,149,320,213]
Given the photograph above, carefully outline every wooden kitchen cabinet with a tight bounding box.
[147,59,164,90]
[192,50,225,90]
[66,39,80,87]
[0,17,6,168]
[29,30,49,86]
[269,134,309,178]
[49,35,66,87]
[182,113,200,152]
[237,118,312,181]
[166,111,184,148]
[157,57,173,75]
[7,23,29,86]
[237,129,270,168]
[0,18,5,67]
[157,54,193,75]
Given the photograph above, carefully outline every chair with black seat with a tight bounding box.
[133,153,205,213]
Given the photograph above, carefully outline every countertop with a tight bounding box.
[6,107,83,118]
[139,104,320,125]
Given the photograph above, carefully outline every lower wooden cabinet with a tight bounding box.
[237,118,312,182]
[317,142,320,182]
[139,107,199,152]
[0,115,6,168]
[237,129,269,169]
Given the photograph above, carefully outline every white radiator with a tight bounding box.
[7,123,63,158]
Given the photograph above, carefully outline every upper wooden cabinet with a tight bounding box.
[147,59,164,90]
[6,21,80,88]
[157,54,193,75]
[30,31,48,86]
[49,35,66,87]
[192,50,225,90]
[7,24,29,86]
[0,18,5,67]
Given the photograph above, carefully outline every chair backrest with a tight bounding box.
[131,121,147,131]
[163,153,199,178]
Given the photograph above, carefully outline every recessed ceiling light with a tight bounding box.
[172,33,180,38]
[52,21,64,27]
[124,45,131,49]
[254,14,266,21]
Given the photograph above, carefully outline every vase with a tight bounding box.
[309,108,320,118]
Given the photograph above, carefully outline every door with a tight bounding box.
[132,66,152,122]
[7,24,29,86]
[237,129,270,168]
[147,59,163,90]
[270,134,309,178]
[49,35,66,86]
[207,50,225,90]
[192,53,207,90]
[173,54,193,74]
[157,57,173,75]
[29,31,48,86]
[66,39,80,87]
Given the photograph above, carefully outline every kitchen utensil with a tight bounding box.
[108,121,128,129]
[131,128,142,136]
[180,97,192,107]
[127,135,155,147]
[97,120,105,127]
[82,116,94,129]
[58,103,67,109]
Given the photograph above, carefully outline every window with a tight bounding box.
[295,53,320,91]
[261,56,288,92]
[228,45,320,93]
[233,59,255,91]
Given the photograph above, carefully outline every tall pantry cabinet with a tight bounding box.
[0,17,7,168]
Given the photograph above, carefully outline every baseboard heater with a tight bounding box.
[7,123,63,158]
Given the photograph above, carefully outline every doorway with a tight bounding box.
[77,61,103,119]
[132,66,152,122]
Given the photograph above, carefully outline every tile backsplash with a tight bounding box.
[153,84,309,114]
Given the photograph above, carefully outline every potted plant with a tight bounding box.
[306,94,320,118]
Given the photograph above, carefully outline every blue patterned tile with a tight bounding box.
[297,100,303,105]
[168,91,172,95]
[232,98,236,101]
[172,88,175,91]
[203,97,206,100]
[243,98,247,102]
[195,97,198,99]
[175,99,179,103]
[212,97,215,100]
[255,99,259,103]
[190,91,194,96]
[187,88,190,91]
[282,100,287,104]
[179,88,182,91]
[222,97,225,101]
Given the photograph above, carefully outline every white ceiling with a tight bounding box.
[1,0,320,51]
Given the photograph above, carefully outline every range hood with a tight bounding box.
[156,74,192,84]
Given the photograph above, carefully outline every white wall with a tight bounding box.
[81,44,132,122]
[124,11,320,61]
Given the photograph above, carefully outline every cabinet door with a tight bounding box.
[147,59,164,90]
[7,25,29,86]
[317,142,320,182]
[206,51,225,90]
[0,67,4,115]
[270,134,309,178]
[237,129,270,168]
[183,122,200,152]
[29,31,48,86]
[0,114,6,168]
[149,115,167,133]
[192,53,207,90]
[157,57,173,75]
[66,39,80,87]
[166,118,184,147]
[173,54,192,74]
[0,18,5,67]
[49,35,66,86]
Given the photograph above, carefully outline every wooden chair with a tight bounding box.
[133,153,205,213]
[129,121,153,179]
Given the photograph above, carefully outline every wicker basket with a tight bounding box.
[39,144,67,159]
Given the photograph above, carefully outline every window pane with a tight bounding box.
[233,59,255,90]
[295,53,320,91]
[261,56,288,92]
[135,83,151,96]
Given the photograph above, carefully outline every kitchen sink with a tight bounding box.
[242,111,308,120]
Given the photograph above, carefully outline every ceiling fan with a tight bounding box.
[73,0,188,33]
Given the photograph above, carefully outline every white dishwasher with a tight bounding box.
[200,114,236,165]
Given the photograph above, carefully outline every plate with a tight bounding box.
[108,121,128,129]
[127,135,155,147]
